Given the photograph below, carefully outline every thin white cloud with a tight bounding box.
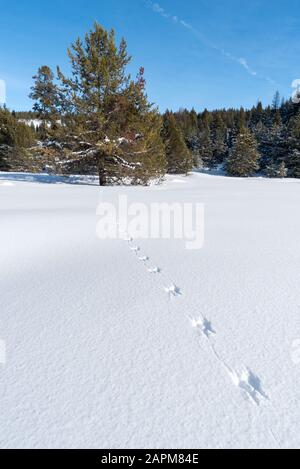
[145,1,276,86]
[237,58,257,76]
[152,2,167,16]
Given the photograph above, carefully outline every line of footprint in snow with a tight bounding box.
[122,231,268,406]
[189,314,269,405]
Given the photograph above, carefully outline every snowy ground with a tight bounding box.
[1,171,300,449]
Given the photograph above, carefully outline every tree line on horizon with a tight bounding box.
[170,92,300,178]
[1,22,300,182]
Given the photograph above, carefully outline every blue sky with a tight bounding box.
[0,0,299,112]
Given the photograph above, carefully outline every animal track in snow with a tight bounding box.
[139,256,149,262]
[119,230,270,410]
[148,267,161,274]
[164,284,182,298]
[228,368,269,405]
[191,317,216,338]
[130,246,140,253]
[188,316,269,407]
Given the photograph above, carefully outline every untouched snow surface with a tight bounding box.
[1,171,300,449]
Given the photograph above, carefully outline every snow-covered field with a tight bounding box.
[1,171,300,449]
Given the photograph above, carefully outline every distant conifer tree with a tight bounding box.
[162,111,193,174]
[287,150,300,178]
[199,129,214,168]
[30,66,60,139]
[226,128,260,177]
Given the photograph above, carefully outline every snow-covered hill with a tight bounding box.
[1,171,300,449]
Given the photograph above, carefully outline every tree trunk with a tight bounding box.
[98,151,107,186]
[99,170,107,186]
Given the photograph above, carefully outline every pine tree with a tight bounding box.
[273,110,282,127]
[29,66,60,140]
[211,113,227,165]
[249,101,264,127]
[0,106,36,171]
[200,109,212,131]
[198,129,214,168]
[174,108,196,139]
[0,107,35,148]
[287,150,300,178]
[30,23,166,185]
[278,161,288,178]
[0,108,12,170]
[289,111,300,139]
[285,111,300,177]
[266,160,287,178]
[272,91,281,111]
[162,111,193,174]
[235,108,247,132]
[226,127,260,177]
